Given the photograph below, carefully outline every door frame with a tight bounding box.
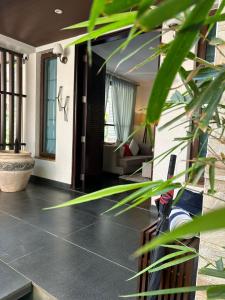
[71,29,132,190]
[71,28,161,190]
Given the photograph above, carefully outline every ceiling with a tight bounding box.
[93,32,160,84]
[0,0,92,47]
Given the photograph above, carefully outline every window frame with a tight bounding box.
[39,52,57,160]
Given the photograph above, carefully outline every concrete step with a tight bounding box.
[0,261,32,300]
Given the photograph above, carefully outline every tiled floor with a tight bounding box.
[0,183,157,300]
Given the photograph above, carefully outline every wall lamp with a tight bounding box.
[53,43,68,64]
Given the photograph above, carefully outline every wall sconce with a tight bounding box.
[53,43,68,64]
[56,86,69,121]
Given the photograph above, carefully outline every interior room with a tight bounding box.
[80,31,160,189]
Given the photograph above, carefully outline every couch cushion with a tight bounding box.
[129,139,139,156]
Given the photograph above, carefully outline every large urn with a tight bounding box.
[0,151,35,192]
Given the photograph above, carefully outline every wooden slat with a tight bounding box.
[0,51,6,149]
[16,55,22,144]
[8,53,15,149]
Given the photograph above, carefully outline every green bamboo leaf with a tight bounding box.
[128,249,194,281]
[148,253,198,273]
[115,32,161,71]
[208,161,216,194]
[137,0,197,31]
[44,181,154,210]
[207,0,225,35]
[186,69,225,117]
[120,285,224,298]
[199,267,225,279]
[138,0,155,17]
[66,17,136,47]
[63,12,137,29]
[216,258,224,271]
[104,0,140,15]
[179,66,199,97]
[102,181,163,214]
[115,183,181,216]
[162,244,196,252]
[146,0,214,124]
[205,13,225,26]
[207,285,225,299]
[134,207,225,257]
[88,0,105,33]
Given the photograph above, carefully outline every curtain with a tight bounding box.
[110,75,136,142]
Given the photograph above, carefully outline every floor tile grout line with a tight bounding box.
[61,236,136,274]
[8,246,45,265]
[0,209,136,274]
[64,221,99,237]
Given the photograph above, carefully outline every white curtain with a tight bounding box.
[110,75,136,142]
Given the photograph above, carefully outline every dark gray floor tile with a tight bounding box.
[66,218,140,271]
[0,261,32,299]
[0,221,56,263]
[10,238,136,300]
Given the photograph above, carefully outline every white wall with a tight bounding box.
[25,38,75,185]
[152,27,195,182]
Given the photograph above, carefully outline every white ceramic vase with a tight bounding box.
[0,151,35,192]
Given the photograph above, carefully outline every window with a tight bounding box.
[104,84,117,143]
[0,50,24,150]
[40,53,57,158]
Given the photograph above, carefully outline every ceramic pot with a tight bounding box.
[0,151,35,192]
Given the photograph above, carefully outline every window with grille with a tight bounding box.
[40,53,57,158]
[0,49,24,150]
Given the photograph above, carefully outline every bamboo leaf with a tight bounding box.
[137,0,197,31]
[63,12,137,29]
[134,207,225,256]
[44,181,154,210]
[199,267,225,279]
[102,181,163,214]
[207,285,225,299]
[146,0,214,124]
[66,17,136,47]
[148,253,198,273]
[216,258,224,271]
[88,0,105,33]
[128,249,194,281]
[104,0,140,15]
[120,285,225,298]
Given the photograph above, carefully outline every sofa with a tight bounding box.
[103,142,152,175]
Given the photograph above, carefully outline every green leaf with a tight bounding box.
[134,207,225,257]
[199,267,225,279]
[44,181,154,210]
[207,285,225,299]
[148,253,198,273]
[137,0,197,31]
[128,249,195,281]
[208,161,216,194]
[88,0,105,33]
[179,66,199,97]
[66,17,136,47]
[209,37,225,46]
[216,258,224,271]
[63,12,137,29]
[146,0,214,124]
[120,285,225,298]
[102,181,163,214]
[104,0,140,15]
[161,244,196,252]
